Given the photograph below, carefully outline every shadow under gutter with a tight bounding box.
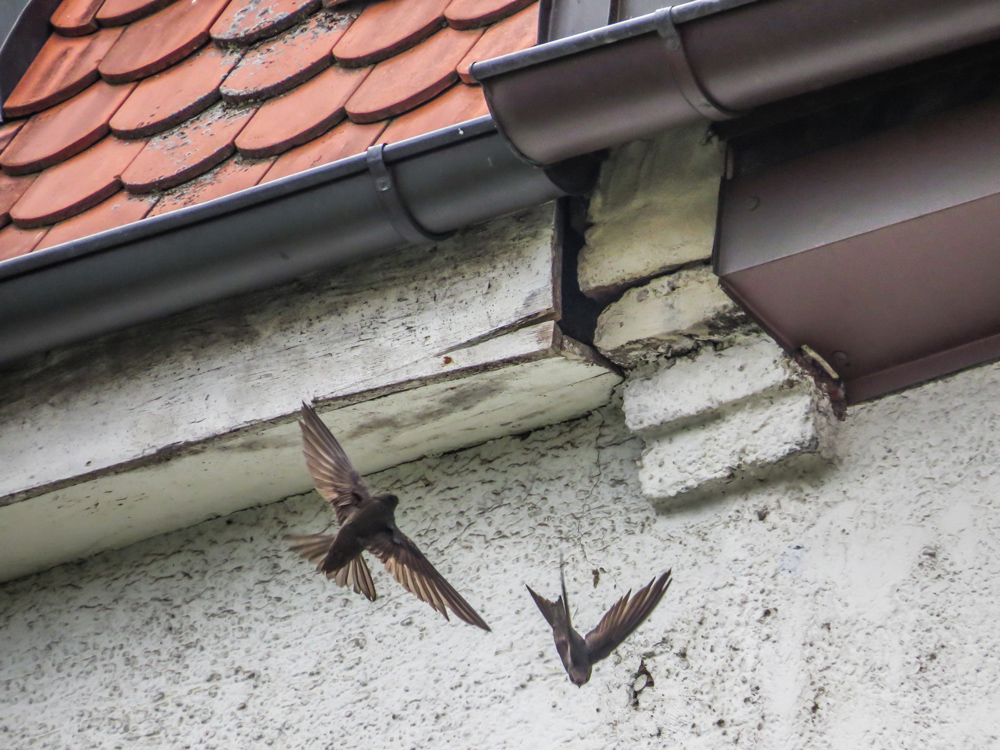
[470,0,1000,165]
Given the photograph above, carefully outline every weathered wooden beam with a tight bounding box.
[0,205,620,581]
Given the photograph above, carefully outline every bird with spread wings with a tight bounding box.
[527,565,672,685]
[285,402,490,631]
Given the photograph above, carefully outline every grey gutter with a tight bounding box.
[0,118,597,365]
[471,0,1000,164]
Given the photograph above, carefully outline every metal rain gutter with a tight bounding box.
[470,0,1000,165]
[0,118,597,366]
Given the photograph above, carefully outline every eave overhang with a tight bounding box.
[715,96,1000,404]
[472,0,1000,164]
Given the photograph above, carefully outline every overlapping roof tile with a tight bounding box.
[261,119,385,182]
[122,102,256,192]
[0,225,47,261]
[35,191,157,249]
[332,0,449,67]
[219,9,350,102]
[109,45,242,138]
[51,0,105,37]
[211,0,321,44]
[0,173,36,228]
[97,0,177,26]
[149,155,274,215]
[4,28,123,117]
[236,64,369,157]
[10,136,146,227]
[346,27,482,123]
[2,80,136,174]
[99,0,232,83]
[0,0,541,263]
[445,0,535,30]
[457,3,539,83]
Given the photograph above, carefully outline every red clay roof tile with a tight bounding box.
[346,26,481,124]
[110,45,241,138]
[235,64,369,157]
[212,0,321,45]
[150,155,273,215]
[36,191,157,250]
[0,122,25,154]
[0,172,37,228]
[220,9,352,103]
[381,82,488,144]
[9,137,146,228]
[332,0,449,68]
[0,225,47,262]
[456,3,538,84]
[262,119,384,182]
[2,81,137,176]
[96,0,177,26]
[445,0,535,30]
[98,0,232,84]
[122,102,256,193]
[3,27,124,118]
[51,0,105,37]
[0,0,541,255]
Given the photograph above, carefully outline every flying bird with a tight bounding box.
[285,402,490,631]
[527,565,672,685]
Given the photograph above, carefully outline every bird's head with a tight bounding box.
[377,493,400,510]
[568,663,592,687]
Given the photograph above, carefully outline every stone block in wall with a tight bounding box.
[622,337,837,508]
[579,123,725,301]
[594,265,748,367]
[624,338,794,433]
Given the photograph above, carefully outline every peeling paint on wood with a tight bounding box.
[0,204,620,581]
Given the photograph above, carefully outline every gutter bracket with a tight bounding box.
[654,7,741,121]
[366,143,454,244]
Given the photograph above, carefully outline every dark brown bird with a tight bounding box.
[527,565,672,685]
[285,402,490,631]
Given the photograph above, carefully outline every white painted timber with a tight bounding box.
[0,205,620,581]
[594,265,746,367]
[579,124,725,300]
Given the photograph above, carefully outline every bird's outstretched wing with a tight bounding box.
[368,532,490,631]
[299,402,371,524]
[527,558,574,634]
[584,570,672,663]
[526,585,568,632]
[284,533,377,601]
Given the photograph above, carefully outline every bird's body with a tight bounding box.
[286,403,490,631]
[527,566,672,685]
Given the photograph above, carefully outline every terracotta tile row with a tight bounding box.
[211,0,321,45]
[0,0,540,263]
[219,10,351,103]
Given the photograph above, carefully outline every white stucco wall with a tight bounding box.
[3,359,1000,748]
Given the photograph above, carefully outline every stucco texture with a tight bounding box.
[4,361,1000,748]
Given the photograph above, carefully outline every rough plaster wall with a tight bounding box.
[4,362,1000,748]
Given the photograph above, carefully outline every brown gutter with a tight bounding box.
[471,0,1000,165]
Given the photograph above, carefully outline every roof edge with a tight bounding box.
[0,118,599,367]
[472,0,1000,164]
